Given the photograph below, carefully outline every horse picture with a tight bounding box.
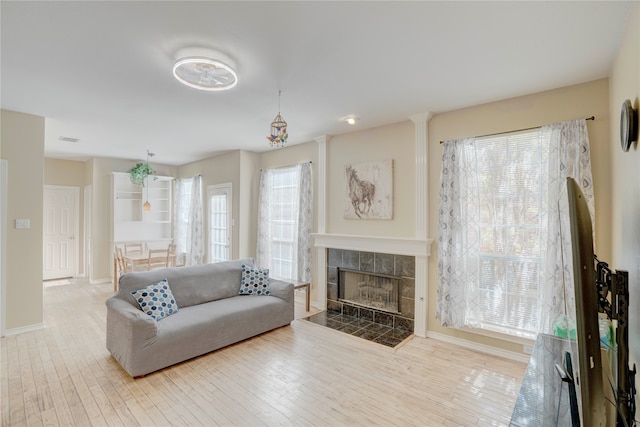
[344,160,393,219]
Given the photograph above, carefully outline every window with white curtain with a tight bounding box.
[256,162,312,283]
[437,119,594,340]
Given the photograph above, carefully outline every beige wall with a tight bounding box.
[327,121,415,238]
[609,2,640,366]
[44,158,87,276]
[428,79,611,352]
[1,110,45,331]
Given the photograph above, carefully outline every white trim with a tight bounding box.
[3,322,46,337]
[457,324,537,346]
[89,277,111,285]
[409,112,433,336]
[0,160,7,337]
[426,330,530,364]
[313,233,432,257]
[314,136,330,309]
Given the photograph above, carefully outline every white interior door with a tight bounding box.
[208,184,232,263]
[43,186,79,280]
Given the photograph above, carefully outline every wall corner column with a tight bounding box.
[409,112,433,337]
[314,135,330,309]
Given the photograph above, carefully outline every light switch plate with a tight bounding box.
[15,219,30,229]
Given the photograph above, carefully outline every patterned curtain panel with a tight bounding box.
[188,175,204,266]
[256,168,273,270]
[436,119,593,335]
[296,162,313,282]
[436,137,479,328]
[172,178,189,266]
[539,119,594,335]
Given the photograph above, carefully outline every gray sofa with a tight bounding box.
[106,258,294,377]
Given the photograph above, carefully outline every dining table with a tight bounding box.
[113,251,153,291]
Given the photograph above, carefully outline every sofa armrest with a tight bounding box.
[269,279,294,305]
[105,297,158,373]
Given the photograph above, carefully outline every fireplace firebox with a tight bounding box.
[338,268,401,314]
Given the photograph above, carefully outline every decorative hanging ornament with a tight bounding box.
[267,90,288,148]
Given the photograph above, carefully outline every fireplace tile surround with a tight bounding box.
[325,248,415,332]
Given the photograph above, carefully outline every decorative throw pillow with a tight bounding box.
[239,264,271,295]
[131,279,179,320]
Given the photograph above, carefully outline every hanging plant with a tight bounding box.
[128,162,156,187]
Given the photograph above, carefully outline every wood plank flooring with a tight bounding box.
[1,279,526,426]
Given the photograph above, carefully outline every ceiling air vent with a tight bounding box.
[58,136,79,143]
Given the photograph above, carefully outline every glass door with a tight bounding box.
[207,184,232,263]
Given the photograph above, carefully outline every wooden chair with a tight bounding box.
[124,242,144,254]
[147,248,169,271]
[115,246,126,272]
[167,243,177,267]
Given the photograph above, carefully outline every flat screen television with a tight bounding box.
[566,176,606,426]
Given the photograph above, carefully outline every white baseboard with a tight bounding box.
[90,278,112,285]
[2,322,46,337]
[426,330,530,364]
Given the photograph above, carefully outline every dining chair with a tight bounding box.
[147,248,169,271]
[124,242,144,254]
[115,247,127,275]
[167,243,177,267]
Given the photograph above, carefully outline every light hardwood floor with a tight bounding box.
[1,279,526,426]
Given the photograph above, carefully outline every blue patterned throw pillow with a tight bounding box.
[239,264,271,295]
[131,279,179,320]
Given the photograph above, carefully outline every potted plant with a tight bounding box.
[128,162,156,187]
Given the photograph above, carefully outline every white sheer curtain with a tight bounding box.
[296,162,313,282]
[436,119,593,335]
[188,176,204,265]
[172,176,204,266]
[436,137,479,327]
[539,119,594,334]
[256,162,312,282]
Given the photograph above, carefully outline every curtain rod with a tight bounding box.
[439,116,595,144]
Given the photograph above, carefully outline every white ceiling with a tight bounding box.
[1,1,632,166]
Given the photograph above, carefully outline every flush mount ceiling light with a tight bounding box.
[173,57,238,91]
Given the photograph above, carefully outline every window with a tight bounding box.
[268,167,298,279]
[438,120,594,340]
[474,130,548,336]
[208,184,231,263]
[256,163,312,282]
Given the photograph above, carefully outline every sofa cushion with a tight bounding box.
[130,279,179,320]
[239,264,271,295]
[118,258,255,308]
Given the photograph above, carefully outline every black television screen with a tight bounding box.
[566,177,606,426]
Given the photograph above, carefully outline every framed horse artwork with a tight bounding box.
[343,160,393,219]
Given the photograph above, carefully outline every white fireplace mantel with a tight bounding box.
[312,233,433,257]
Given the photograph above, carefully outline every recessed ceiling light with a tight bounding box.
[58,136,79,143]
[173,57,238,91]
[342,115,360,125]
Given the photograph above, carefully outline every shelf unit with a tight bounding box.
[111,172,173,243]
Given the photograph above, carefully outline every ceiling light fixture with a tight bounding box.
[173,57,238,91]
[267,90,288,148]
[342,115,360,125]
